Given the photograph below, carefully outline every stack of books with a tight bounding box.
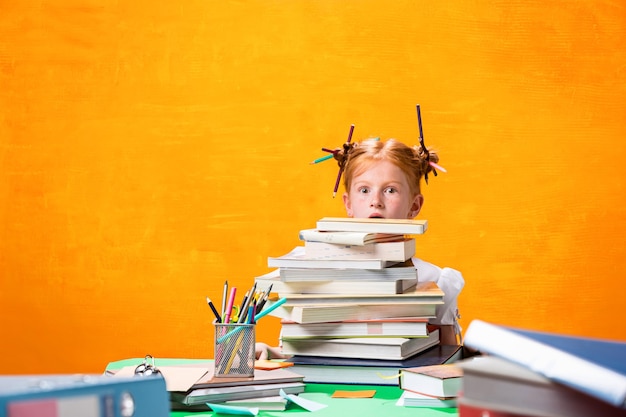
[255,217,462,385]
[396,363,463,408]
[108,360,305,412]
[458,319,626,417]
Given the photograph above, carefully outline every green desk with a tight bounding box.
[106,358,458,417]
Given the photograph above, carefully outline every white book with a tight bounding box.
[316,217,428,235]
[255,270,417,295]
[280,317,429,339]
[268,246,393,270]
[299,229,404,246]
[280,330,440,360]
[304,238,415,262]
[267,303,437,324]
[396,390,457,408]
[278,258,418,282]
[463,319,626,409]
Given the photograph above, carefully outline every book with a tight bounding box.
[299,228,404,245]
[280,317,429,339]
[255,270,417,295]
[458,355,626,417]
[316,217,428,234]
[224,395,288,411]
[399,363,463,398]
[463,319,626,409]
[396,390,457,408]
[278,258,419,282]
[268,301,438,324]
[280,330,440,360]
[276,281,444,306]
[268,246,394,270]
[303,238,415,262]
[289,344,463,385]
[170,381,306,406]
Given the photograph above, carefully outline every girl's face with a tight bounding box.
[342,160,423,220]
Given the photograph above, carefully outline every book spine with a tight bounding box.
[464,320,626,408]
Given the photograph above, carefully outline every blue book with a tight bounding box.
[289,344,463,385]
[464,319,626,409]
[0,374,169,417]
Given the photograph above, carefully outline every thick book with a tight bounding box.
[280,317,429,339]
[299,228,404,245]
[278,281,444,306]
[399,363,463,398]
[255,270,417,295]
[281,330,440,360]
[278,258,418,282]
[463,319,626,409]
[396,390,457,408]
[268,301,438,324]
[170,381,306,406]
[268,246,394,270]
[316,217,428,234]
[458,355,626,417]
[289,344,463,385]
[303,238,415,262]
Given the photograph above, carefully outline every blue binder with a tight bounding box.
[0,374,169,417]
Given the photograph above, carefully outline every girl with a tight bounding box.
[255,138,464,359]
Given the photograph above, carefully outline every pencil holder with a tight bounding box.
[214,322,256,378]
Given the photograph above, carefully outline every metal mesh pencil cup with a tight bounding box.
[214,323,256,377]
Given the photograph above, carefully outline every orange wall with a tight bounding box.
[1,1,625,374]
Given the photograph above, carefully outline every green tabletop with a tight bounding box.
[106,358,458,417]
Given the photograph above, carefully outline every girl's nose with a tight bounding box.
[369,194,384,208]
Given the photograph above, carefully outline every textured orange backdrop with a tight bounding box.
[1,1,625,373]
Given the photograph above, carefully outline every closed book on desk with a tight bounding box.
[268,246,394,269]
[280,317,429,339]
[255,269,417,295]
[303,238,415,262]
[279,281,444,306]
[464,319,626,409]
[268,302,437,324]
[171,381,306,406]
[316,217,428,234]
[396,390,457,408]
[399,363,463,398]
[289,344,462,386]
[298,229,404,245]
[458,355,626,417]
[278,258,418,282]
[281,330,439,360]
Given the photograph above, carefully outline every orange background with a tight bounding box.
[1,1,625,374]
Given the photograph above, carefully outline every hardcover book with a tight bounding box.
[277,281,444,306]
[280,330,440,360]
[458,355,626,417]
[298,228,404,245]
[278,258,418,282]
[255,270,417,295]
[267,301,438,324]
[280,317,429,339]
[316,217,428,234]
[463,319,626,409]
[268,246,394,270]
[288,344,463,386]
[399,363,463,398]
[303,238,415,262]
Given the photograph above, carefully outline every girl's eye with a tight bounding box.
[384,187,397,194]
[358,187,370,194]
